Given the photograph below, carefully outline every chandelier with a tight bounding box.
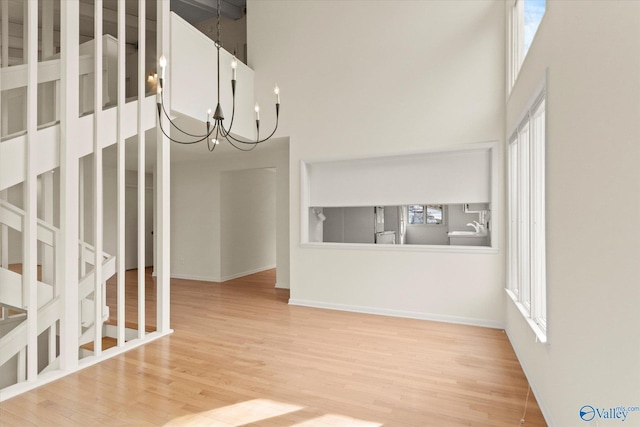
[156,0,280,152]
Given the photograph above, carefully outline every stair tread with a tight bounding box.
[80,337,118,352]
[105,319,156,332]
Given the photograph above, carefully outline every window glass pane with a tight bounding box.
[524,0,546,55]
[425,205,443,225]
[519,123,531,311]
[408,205,424,224]
[508,140,519,296]
[531,100,546,328]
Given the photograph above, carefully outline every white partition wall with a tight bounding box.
[249,0,506,328]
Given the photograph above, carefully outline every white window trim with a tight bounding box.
[507,82,547,342]
[507,0,524,92]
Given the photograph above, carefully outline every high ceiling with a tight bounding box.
[171,0,246,24]
[2,0,245,51]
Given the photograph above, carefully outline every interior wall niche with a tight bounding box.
[302,143,498,249]
[312,203,491,247]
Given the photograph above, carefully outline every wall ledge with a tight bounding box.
[301,242,499,255]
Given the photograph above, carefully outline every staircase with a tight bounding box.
[0,198,116,384]
[0,34,154,392]
[0,7,256,399]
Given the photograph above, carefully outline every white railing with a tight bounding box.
[0,197,113,387]
[0,35,119,141]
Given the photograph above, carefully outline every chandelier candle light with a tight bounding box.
[156,0,280,152]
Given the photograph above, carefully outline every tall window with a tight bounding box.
[508,0,546,90]
[507,89,546,340]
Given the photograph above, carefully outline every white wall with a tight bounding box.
[504,2,640,426]
[249,0,506,326]
[171,160,221,281]
[170,13,255,141]
[171,140,289,286]
[194,14,247,64]
[322,207,375,244]
[220,168,276,280]
[405,222,449,245]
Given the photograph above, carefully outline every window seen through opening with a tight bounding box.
[408,205,444,225]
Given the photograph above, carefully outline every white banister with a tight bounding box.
[156,0,172,334]
[24,0,39,383]
[93,0,104,356]
[59,0,81,372]
[137,0,146,340]
[0,199,56,247]
[0,0,182,398]
[116,0,126,347]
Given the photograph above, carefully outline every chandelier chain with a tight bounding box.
[216,0,221,46]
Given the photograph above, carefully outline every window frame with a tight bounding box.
[508,0,546,93]
[407,204,446,226]
[507,85,547,342]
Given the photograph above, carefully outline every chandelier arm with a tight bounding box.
[229,118,278,145]
[220,115,279,145]
[221,133,259,152]
[219,90,237,137]
[207,127,220,152]
[157,119,202,145]
[157,113,218,145]
[159,91,212,139]
[219,122,255,145]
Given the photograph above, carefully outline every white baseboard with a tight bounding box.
[219,264,276,282]
[275,282,290,289]
[170,273,222,283]
[171,265,276,284]
[288,299,505,329]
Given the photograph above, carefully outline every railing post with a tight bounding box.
[24,0,39,383]
[156,0,172,334]
[136,0,146,340]
[93,0,104,356]
[116,0,126,347]
[59,0,80,372]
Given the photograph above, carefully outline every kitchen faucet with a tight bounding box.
[466,221,485,233]
[466,222,480,232]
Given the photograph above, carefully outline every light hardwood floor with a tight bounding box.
[1,269,547,426]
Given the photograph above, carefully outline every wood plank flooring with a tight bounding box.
[0,269,547,426]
